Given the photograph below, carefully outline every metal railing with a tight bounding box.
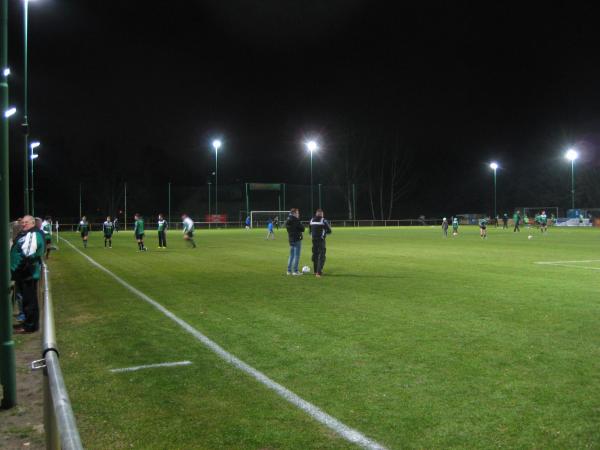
[35,264,83,450]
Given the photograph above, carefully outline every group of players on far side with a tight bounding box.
[441,210,551,239]
[77,213,197,250]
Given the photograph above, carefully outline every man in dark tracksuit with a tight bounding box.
[285,208,305,275]
[310,209,332,278]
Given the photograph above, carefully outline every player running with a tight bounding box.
[77,216,90,248]
[157,214,168,248]
[103,216,115,248]
[182,214,196,248]
[479,217,488,239]
[133,213,147,251]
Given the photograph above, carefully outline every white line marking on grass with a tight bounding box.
[110,361,192,373]
[535,259,600,265]
[61,237,388,450]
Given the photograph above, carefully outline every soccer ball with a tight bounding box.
[528,235,533,240]
[302,266,311,274]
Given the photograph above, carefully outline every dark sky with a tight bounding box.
[6,1,600,219]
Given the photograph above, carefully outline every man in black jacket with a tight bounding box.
[310,209,332,277]
[285,208,305,275]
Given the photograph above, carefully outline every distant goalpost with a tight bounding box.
[250,211,289,229]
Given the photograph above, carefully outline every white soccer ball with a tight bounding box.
[302,266,311,274]
[528,235,533,240]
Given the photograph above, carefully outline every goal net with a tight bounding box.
[249,211,289,229]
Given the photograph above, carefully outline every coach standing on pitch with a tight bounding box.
[285,208,304,276]
[310,209,332,278]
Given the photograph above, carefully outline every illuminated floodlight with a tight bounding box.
[30,141,40,149]
[4,107,16,118]
[565,148,578,161]
[212,139,221,150]
[30,154,39,160]
[306,140,318,152]
[490,162,498,170]
[3,68,10,77]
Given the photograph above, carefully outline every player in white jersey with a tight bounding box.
[181,214,197,248]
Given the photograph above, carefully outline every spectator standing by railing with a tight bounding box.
[10,215,44,333]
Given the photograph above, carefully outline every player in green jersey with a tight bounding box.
[157,214,168,248]
[103,216,115,248]
[41,216,53,259]
[452,216,459,235]
[77,216,90,248]
[513,210,521,232]
[133,213,147,251]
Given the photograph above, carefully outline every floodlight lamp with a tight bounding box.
[306,140,318,152]
[212,139,221,150]
[3,68,10,77]
[4,107,16,118]
[490,162,498,170]
[565,149,578,161]
[30,154,39,160]
[30,141,40,149]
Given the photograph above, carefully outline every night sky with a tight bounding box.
[6,1,600,220]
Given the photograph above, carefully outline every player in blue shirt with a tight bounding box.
[245,216,251,230]
[266,220,275,240]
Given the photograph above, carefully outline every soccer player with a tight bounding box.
[540,210,548,233]
[266,219,275,240]
[452,216,459,235]
[157,214,168,248]
[479,217,488,239]
[78,216,90,247]
[310,209,332,277]
[502,213,509,229]
[103,216,115,248]
[41,216,53,259]
[134,213,147,251]
[113,217,119,232]
[285,208,304,276]
[245,215,251,230]
[182,214,196,248]
[513,210,521,232]
[273,216,279,230]
[442,217,449,237]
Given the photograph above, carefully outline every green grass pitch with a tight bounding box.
[48,226,600,449]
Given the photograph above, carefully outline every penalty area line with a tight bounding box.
[60,237,388,450]
[110,361,192,373]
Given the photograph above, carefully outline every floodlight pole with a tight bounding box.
[208,181,211,217]
[124,182,127,231]
[571,158,575,210]
[30,146,36,216]
[493,167,497,220]
[214,150,218,216]
[318,183,322,210]
[22,0,30,214]
[167,182,171,225]
[310,150,313,213]
[1,0,17,409]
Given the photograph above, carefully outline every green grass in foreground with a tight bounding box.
[49,226,600,449]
